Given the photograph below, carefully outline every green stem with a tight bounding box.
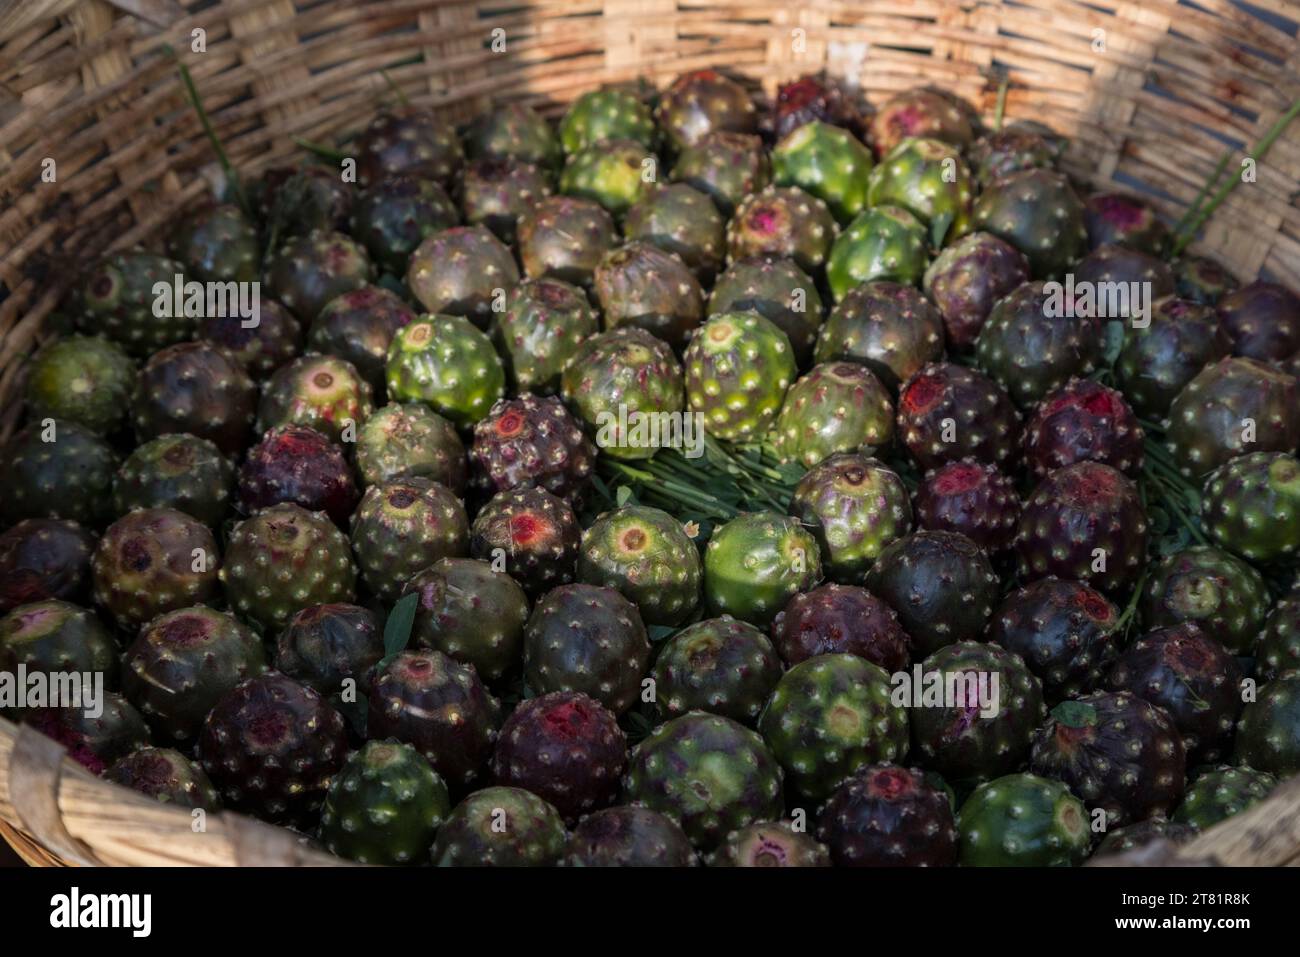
[168,47,251,217]
[382,70,411,107]
[294,137,347,163]
[993,75,1009,131]
[1172,147,1233,240]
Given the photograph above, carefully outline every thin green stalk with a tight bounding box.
[382,70,410,107]
[1172,147,1233,240]
[168,47,250,217]
[993,75,1009,131]
[294,138,347,163]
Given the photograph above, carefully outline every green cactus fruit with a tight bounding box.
[24,693,150,775]
[385,316,505,428]
[23,335,135,436]
[704,512,822,627]
[707,256,823,367]
[492,278,598,395]
[1023,379,1145,479]
[131,341,256,455]
[1256,587,1300,683]
[728,186,837,275]
[1202,451,1300,563]
[404,558,528,684]
[319,740,452,865]
[578,505,702,627]
[265,229,374,323]
[105,747,220,810]
[1173,766,1277,831]
[772,120,874,224]
[624,711,784,849]
[560,138,657,217]
[1235,673,1300,775]
[866,137,974,246]
[670,131,771,217]
[76,250,195,356]
[825,206,928,298]
[652,617,783,724]
[594,241,706,350]
[220,503,357,634]
[1164,357,1300,478]
[990,578,1119,704]
[465,103,562,169]
[1141,546,1269,654]
[431,786,566,867]
[406,226,519,329]
[350,478,469,603]
[237,425,358,527]
[708,821,831,867]
[817,764,959,866]
[657,70,758,150]
[815,281,944,390]
[896,363,1022,471]
[121,605,266,742]
[759,653,909,803]
[771,362,895,469]
[866,530,998,657]
[523,583,650,715]
[470,394,596,503]
[564,805,698,866]
[0,600,117,709]
[256,354,373,443]
[868,88,974,158]
[368,650,501,789]
[198,298,303,380]
[0,421,118,527]
[968,129,1056,189]
[516,196,618,288]
[913,459,1021,554]
[92,508,220,632]
[167,203,260,283]
[1114,297,1232,418]
[771,583,910,671]
[908,641,1047,785]
[490,690,626,821]
[0,519,97,614]
[973,169,1088,279]
[1032,692,1187,827]
[1095,818,1198,858]
[789,453,912,584]
[1083,193,1171,257]
[197,673,348,825]
[355,107,463,187]
[685,312,796,442]
[560,327,685,461]
[256,164,354,237]
[976,280,1105,407]
[1016,462,1149,595]
[559,88,657,153]
[957,773,1090,867]
[1174,254,1239,305]
[274,602,383,696]
[307,286,416,394]
[350,173,459,273]
[624,183,726,280]
[111,434,234,528]
[470,487,579,597]
[460,156,552,246]
[923,232,1030,349]
[354,403,467,493]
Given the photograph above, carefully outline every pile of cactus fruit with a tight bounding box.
[6,66,1300,869]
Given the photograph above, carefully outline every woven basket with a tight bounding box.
[2,0,1300,866]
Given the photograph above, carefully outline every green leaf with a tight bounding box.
[647,624,678,643]
[929,212,955,249]
[616,484,633,507]
[383,592,419,657]
[1103,320,1126,367]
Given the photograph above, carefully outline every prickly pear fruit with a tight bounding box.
[470,394,596,504]
[1140,546,1269,654]
[771,583,909,671]
[0,519,96,613]
[972,169,1088,278]
[1080,192,1169,256]
[1095,818,1197,858]
[0,600,117,704]
[1113,297,1231,418]
[564,806,697,866]
[922,232,1030,349]
[652,617,783,724]
[594,241,706,351]
[491,690,626,821]
[458,157,551,246]
[1256,587,1300,683]
[122,606,266,742]
[670,131,771,217]
[1023,379,1145,479]
[1174,254,1239,305]
[131,341,256,455]
[815,281,944,390]
[1202,451,1300,563]
[867,137,974,244]
[913,459,1020,554]
[771,362,895,469]
[896,363,1021,471]
[24,693,150,775]
[869,88,974,158]
[256,164,354,237]
[523,583,649,715]
[349,478,469,602]
[1234,673,1300,775]
[1,421,118,528]
[817,765,959,867]
[355,107,462,187]
[113,434,235,529]
[704,512,822,627]
[198,673,348,825]
[466,103,562,169]
[24,335,135,436]
[237,425,358,527]
[385,316,505,428]
[866,531,998,657]
[406,225,520,327]
[957,772,1090,867]
[559,88,656,153]
[76,250,195,356]
[825,206,929,297]
[685,312,796,442]
[307,286,416,394]
[772,121,874,223]
[354,403,467,492]
[1173,766,1277,831]
[198,299,302,380]
[220,503,357,634]
[624,183,726,280]
[656,70,758,150]
[708,821,831,867]
[367,650,500,789]
[470,487,579,597]
[707,256,823,367]
[624,711,784,850]
[256,354,374,444]
[968,129,1056,189]
[274,603,383,696]
[168,202,260,283]
[431,786,566,867]
[319,740,451,865]
[559,138,657,217]
[1074,243,1175,310]
[404,559,528,685]
[728,186,837,275]
[517,196,618,288]
[351,174,459,273]
[105,747,220,810]
[770,74,869,142]
[578,506,701,627]
[788,453,911,584]
[264,230,374,323]
[492,278,597,395]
